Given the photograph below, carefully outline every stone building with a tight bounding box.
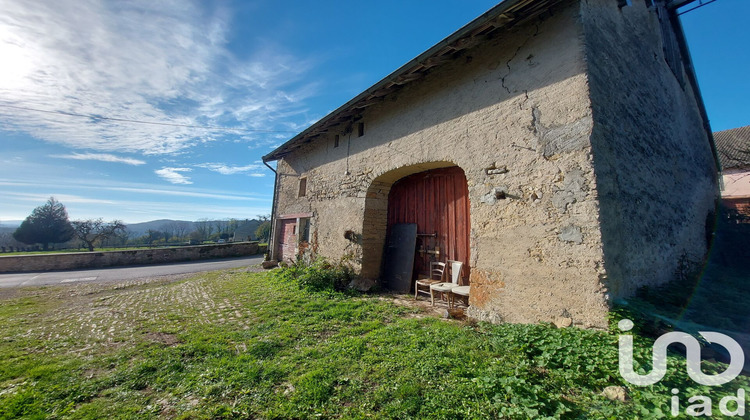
[713,126,750,218]
[262,0,718,328]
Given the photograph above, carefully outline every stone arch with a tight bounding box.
[360,160,465,282]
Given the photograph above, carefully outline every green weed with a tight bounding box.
[0,270,747,419]
[276,257,356,294]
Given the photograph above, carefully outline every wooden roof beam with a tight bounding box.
[393,71,424,85]
[354,96,385,109]
[420,54,455,69]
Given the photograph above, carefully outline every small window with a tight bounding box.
[334,135,340,148]
[299,218,311,242]
[298,177,307,197]
[357,122,364,137]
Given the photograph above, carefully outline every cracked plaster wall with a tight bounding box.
[272,0,717,329]
[274,0,612,328]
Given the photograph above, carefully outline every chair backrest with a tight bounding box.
[448,260,463,285]
[430,261,446,281]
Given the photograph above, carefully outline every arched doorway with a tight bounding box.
[387,166,471,288]
[359,163,470,291]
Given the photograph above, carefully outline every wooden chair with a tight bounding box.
[449,285,470,309]
[430,260,463,306]
[414,261,445,299]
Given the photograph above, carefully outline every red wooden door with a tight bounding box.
[387,167,470,283]
[277,219,297,262]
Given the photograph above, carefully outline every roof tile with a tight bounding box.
[714,126,750,170]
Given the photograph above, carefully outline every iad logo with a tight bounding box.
[618,319,747,417]
[617,319,744,386]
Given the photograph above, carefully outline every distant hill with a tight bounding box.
[124,219,264,240]
[0,226,16,235]
[125,220,195,237]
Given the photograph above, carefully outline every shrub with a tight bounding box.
[276,257,356,294]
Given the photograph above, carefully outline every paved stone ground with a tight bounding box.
[0,267,470,356]
[0,267,266,352]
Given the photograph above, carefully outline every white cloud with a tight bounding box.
[155,167,193,185]
[0,177,272,221]
[50,152,146,165]
[0,178,269,201]
[0,0,314,155]
[3,192,115,205]
[196,162,263,175]
[112,201,272,223]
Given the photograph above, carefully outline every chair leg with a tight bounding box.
[414,283,418,300]
[430,288,435,306]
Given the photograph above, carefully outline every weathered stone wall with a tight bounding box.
[274,0,612,328]
[581,0,718,297]
[0,242,264,273]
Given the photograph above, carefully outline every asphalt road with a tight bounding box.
[0,255,264,288]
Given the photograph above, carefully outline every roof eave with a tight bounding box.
[262,0,550,163]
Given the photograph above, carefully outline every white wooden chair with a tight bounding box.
[449,285,470,309]
[414,261,445,299]
[430,260,463,306]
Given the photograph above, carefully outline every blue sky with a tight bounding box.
[0,0,747,224]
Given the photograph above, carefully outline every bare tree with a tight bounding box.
[194,219,213,241]
[213,219,229,239]
[106,229,130,247]
[171,221,191,240]
[0,231,25,250]
[71,219,126,251]
[160,223,174,243]
[225,218,241,240]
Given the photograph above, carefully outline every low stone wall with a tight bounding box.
[0,242,267,273]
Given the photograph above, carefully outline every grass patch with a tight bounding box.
[0,269,747,419]
[624,212,750,335]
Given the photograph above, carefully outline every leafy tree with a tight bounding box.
[71,219,126,251]
[227,218,240,239]
[255,220,271,243]
[13,197,74,250]
[112,229,131,247]
[188,230,203,242]
[143,229,162,246]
